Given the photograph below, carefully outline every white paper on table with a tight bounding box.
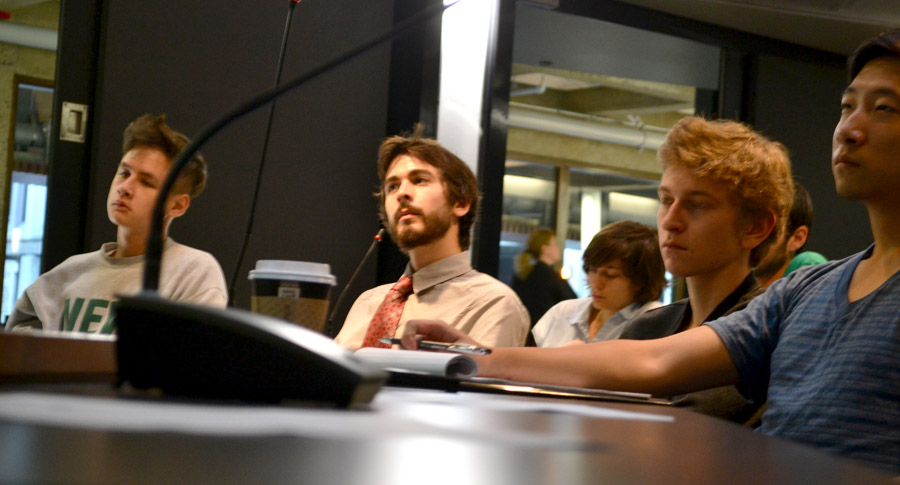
[352,348,477,377]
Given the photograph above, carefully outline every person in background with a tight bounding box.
[512,228,576,344]
[753,181,828,288]
[334,125,528,350]
[6,114,228,334]
[400,29,900,474]
[532,221,665,347]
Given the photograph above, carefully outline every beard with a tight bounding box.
[387,202,453,251]
[753,239,790,280]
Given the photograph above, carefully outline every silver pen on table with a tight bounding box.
[378,338,492,355]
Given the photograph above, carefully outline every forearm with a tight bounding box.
[477,341,665,391]
[477,327,739,396]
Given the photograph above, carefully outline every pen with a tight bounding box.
[378,338,492,355]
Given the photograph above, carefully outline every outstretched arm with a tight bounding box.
[401,320,738,396]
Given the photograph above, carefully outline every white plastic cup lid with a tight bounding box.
[248,260,336,286]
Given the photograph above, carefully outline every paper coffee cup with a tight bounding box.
[248,260,336,333]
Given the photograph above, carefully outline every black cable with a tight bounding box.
[227,0,299,305]
[143,0,457,292]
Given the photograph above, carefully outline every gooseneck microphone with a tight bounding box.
[142,0,457,292]
[323,228,385,337]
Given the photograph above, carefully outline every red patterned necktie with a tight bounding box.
[361,275,414,348]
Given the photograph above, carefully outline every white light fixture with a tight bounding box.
[11,227,21,253]
[438,0,498,173]
[580,189,602,250]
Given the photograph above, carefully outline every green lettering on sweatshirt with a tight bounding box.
[59,298,85,331]
[80,299,110,332]
[99,301,119,334]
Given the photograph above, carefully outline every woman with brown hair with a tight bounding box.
[531,221,666,347]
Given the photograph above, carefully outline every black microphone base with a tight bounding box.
[115,292,385,408]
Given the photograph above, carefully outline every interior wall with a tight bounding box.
[79,0,395,328]
[749,53,869,260]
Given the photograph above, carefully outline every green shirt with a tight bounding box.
[784,251,828,277]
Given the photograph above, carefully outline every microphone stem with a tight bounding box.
[324,228,384,337]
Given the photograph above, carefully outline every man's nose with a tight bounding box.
[118,176,134,196]
[394,179,413,200]
[659,203,684,232]
[835,110,867,147]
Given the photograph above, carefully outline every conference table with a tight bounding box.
[0,380,894,484]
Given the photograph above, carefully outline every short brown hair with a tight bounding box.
[787,181,815,253]
[376,124,480,250]
[658,117,793,267]
[848,29,900,82]
[582,221,666,303]
[122,114,207,198]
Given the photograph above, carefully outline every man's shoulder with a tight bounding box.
[637,301,687,326]
[164,240,217,259]
[779,249,860,291]
[353,282,395,302]
[456,268,519,296]
[620,299,688,340]
[640,299,688,318]
[37,248,105,281]
[163,241,224,270]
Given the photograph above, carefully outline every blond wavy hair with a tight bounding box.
[658,117,793,267]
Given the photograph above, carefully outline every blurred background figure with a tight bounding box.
[512,228,576,345]
[753,182,827,288]
[531,221,665,347]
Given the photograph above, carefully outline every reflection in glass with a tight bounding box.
[498,4,720,310]
[3,83,52,323]
[499,161,557,285]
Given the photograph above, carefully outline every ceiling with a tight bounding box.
[2,0,895,170]
[505,0,899,180]
[0,0,57,31]
[0,0,54,15]
[615,0,897,56]
[4,0,894,55]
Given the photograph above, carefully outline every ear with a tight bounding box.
[165,193,191,220]
[740,211,776,251]
[786,225,809,253]
[452,199,471,219]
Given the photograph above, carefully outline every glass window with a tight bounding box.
[501,6,721,308]
[3,83,52,323]
[498,160,557,285]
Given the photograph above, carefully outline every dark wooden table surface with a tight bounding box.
[0,383,894,484]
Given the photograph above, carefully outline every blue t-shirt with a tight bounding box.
[708,245,900,473]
